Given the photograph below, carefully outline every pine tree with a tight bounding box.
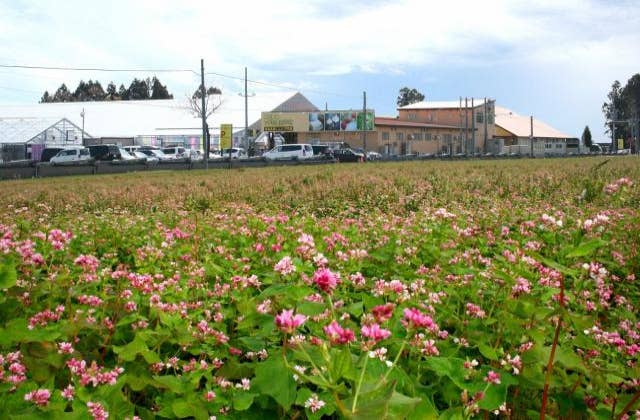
[40,91,51,103]
[53,83,72,102]
[150,76,173,99]
[106,82,118,100]
[118,84,128,100]
[581,126,593,148]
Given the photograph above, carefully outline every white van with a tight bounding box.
[262,144,314,161]
[50,147,92,165]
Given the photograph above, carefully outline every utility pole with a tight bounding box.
[530,115,534,157]
[200,59,208,169]
[459,97,463,156]
[471,98,476,156]
[80,108,85,147]
[362,91,367,152]
[244,67,249,155]
[483,97,488,155]
[464,97,468,155]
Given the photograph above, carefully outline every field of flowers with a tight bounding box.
[0,157,638,419]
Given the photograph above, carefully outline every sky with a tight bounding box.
[1,0,639,141]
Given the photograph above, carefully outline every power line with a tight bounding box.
[205,70,360,99]
[0,63,198,75]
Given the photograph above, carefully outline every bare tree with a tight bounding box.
[187,86,223,119]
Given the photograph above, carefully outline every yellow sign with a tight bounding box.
[261,112,308,132]
[617,138,624,150]
[220,124,232,149]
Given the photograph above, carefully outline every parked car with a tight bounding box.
[262,144,313,161]
[162,146,188,159]
[39,147,66,163]
[131,150,159,163]
[332,148,365,163]
[50,147,92,165]
[139,148,172,161]
[311,145,334,159]
[118,148,137,161]
[123,146,141,154]
[366,151,382,161]
[221,148,248,159]
[87,144,121,161]
[209,150,223,159]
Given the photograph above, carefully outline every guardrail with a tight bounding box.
[0,157,338,180]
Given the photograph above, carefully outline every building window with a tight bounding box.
[476,112,484,124]
[396,132,404,141]
[382,132,390,141]
[556,143,563,149]
[545,143,552,149]
[408,113,417,121]
[414,133,422,140]
[444,134,452,142]
[488,112,494,124]
[425,133,432,141]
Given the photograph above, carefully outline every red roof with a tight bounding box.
[375,117,458,129]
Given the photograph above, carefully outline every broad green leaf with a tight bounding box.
[407,397,438,420]
[172,400,195,418]
[252,356,297,410]
[233,392,257,411]
[423,357,467,389]
[387,391,422,419]
[565,239,605,258]
[478,342,499,361]
[329,347,355,382]
[153,375,186,394]
[0,263,17,289]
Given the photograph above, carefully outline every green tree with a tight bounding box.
[397,87,425,107]
[581,125,593,148]
[86,80,105,101]
[52,83,72,102]
[118,84,128,100]
[105,82,118,100]
[150,76,173,99]
[126,78,150,100]
[40,91,51,103]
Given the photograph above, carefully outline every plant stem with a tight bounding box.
[351,354,369,413]
[616,390,640,420]
[540,277,565,420]
[381,340,407,384]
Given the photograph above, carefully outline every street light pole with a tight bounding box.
[80,108,85,146]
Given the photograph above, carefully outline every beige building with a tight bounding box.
[494,106,578,156]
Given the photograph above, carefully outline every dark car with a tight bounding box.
[311,145,334,159]
[40,147,65,163]
[332,148,365,163]
[87,145,121,161]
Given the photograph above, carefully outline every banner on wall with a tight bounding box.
[220,124,233,149]
[262,110,375,132]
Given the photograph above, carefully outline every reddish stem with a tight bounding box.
[617,390,640,420]
[540,277,565,420]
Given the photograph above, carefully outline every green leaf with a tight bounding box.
[407,397,438,420]
[252,357,296,410]
[172,400,195,418]
[153,375,186,394]
[113,334,160,363]
[233,392,257,411]
[423,357,467,389]
[387,392,422,418]
[565,239,605,258]
[478,342,499,361]
[0,263,17,289]
[329,347,355,382]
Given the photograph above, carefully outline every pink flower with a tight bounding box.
[24,389,51,406]
[313,268,340,294]
[205,390,216,401]
[275,309,308,334]
[361,323,391,342]
[61,384,75,401]
[87,401,109,420]
[372,303,395,323]
[323,321,356,345]
[465,303,486,319]
[57,342,75,354]
[512,277,531,297]
[402,308,438,332]
[274,256,296,275]
[484,370,501,384]
[304,393,326,413]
